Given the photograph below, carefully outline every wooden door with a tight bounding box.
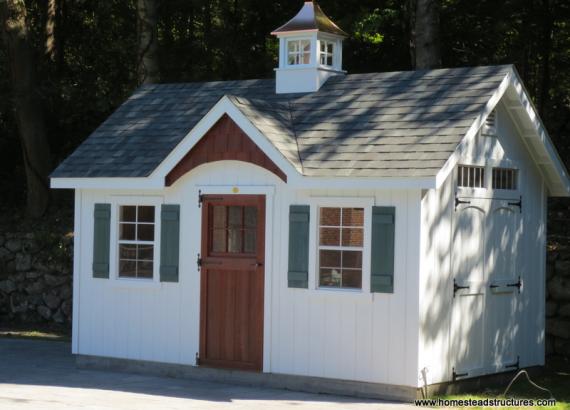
[199,195,265,371]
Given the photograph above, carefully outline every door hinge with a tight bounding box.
[198,190,203,208]
[453,278,469,298]
[504,355,520,370]
[195,352,201,366]
[455,192,471,211]
[197,253,202,271]
[507,276,522,293]
[508,196,522,213]
[452,367,469,381]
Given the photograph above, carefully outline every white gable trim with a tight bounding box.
[150,95,302,184]
[435,69,512,189]
[436,67,570,197]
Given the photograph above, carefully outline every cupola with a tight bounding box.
[271,1,348,94]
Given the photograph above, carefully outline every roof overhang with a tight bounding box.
[50,93,439,191]
[436,66,570,197]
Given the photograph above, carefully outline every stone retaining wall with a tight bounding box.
[0,229,73,325]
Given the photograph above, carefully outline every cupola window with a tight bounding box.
[319,40,334,66]
[287,39,311,65]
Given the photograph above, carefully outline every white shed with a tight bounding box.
[50,2,570,401]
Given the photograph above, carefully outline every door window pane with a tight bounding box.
[209,204,258,255]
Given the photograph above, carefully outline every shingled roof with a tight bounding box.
[51,65,512,179]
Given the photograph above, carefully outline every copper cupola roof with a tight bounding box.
[271,1,348,37]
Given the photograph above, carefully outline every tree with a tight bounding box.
[413,0,442,69]
[137,0,159,84]
[0,0,52,217]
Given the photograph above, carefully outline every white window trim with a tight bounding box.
[456,158,522,198]
[286,38,312,67]
[107,195,164,288]
[307,197,374,295]
[318,39,334,67]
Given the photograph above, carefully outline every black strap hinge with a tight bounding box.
[452,367,468,381]
[197,253,202,271]
[455,192,471,211]
[453,279,469,298]
[504,355,520,370]
[195,352,201,366]
[198,190,203,208]
[508,196,522,213]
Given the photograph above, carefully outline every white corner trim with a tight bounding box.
[150,96,301,184]
[435,69,513,189]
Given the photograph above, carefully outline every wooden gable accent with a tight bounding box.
[166,114,287,186]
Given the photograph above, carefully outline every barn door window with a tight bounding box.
[209,205,257,255]
[318,207,364,289]
[457,165,485,188]
[492,167,518,190]
[117,205,156,279]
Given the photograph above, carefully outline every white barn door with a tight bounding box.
[484,202,521,372]
[451,197,522,380]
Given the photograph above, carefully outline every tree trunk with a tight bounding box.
[45,0,56,60]
[137,0,159,84]
[414,0,442,69]
[0,0,52,218]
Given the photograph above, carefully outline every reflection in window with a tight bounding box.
[118,205,155,279]
[287,39,311,65]
[210,205,257,254]
[318,207,364,289]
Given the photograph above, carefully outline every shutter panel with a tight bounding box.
[288,205,310,289]
[160,204,180,282]
[371,206,395,293]
[93,203,111,278]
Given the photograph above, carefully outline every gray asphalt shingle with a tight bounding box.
[51,65,511,179]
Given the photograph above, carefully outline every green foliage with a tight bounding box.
[0,0,569,210]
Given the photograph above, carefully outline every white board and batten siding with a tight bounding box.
[73,160,423,389]
[418,99,547,386]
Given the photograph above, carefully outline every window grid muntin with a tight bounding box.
[492,167,518,190]
[287,39,311,65]
[457,165,485,188]
[118,205,155,279]
[318,207,364,289]
[319,40,334,66]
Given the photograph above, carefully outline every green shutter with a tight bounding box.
[288,205,310,288]
[160,204,180,282]
[93,203,111,278]
[371,206,395,293]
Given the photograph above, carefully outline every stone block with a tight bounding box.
[45,274,68,287]
[546,319,570,339]
[548,276,570,302]
[546,301,558,317]
[559,304,570,318]
[43,292,61,310]
[555,260,570,277]
[554,338,570,357]
[25,279,46,295]
[37,305,52,320]
[4,239,21,253]
[15,253,32,272]
[0,280,16,294]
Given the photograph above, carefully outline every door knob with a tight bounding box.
[253,262,263,267]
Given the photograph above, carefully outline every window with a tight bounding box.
[118,205,155,279]
[492,167,518,190]
[287,39,311,65]
[319,40,334,66]
[318,207,364,289]
[457,165,485,188]
[483,110,497,136]
[210,205,257,254]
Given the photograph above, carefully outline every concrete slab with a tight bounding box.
[0,339,414,409]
